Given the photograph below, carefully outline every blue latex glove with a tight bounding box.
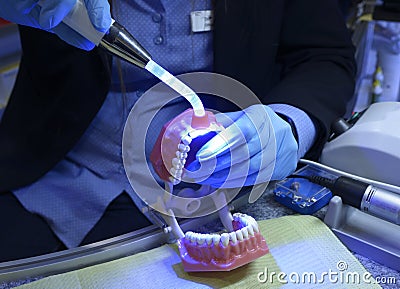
[0,0,111,50]
[185,104,298,188]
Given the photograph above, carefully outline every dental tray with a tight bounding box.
[273,165,337,214]
[324,196,400,271]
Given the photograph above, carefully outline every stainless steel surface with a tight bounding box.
[0,224,164,283]
[100,22,151,68]
[0,193,249,283]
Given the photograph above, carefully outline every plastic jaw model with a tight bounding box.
[150,108,269,272]
[178,212,269,272]
[150,108,223,185]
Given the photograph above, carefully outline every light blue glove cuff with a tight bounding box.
[268,104,317,159]
[262,106,298,181]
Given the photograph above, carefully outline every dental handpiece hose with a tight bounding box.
[58,0,207,118]
[60,0,151,68]
[310,175,400,225]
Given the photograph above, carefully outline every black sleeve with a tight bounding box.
[0,26,112,191]
[265,0,357,159]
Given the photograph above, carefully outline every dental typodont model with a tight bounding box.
[150,108,269,272]
[179,212,269,272]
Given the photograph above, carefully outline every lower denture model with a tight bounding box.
[150,108,269,272]
[179,212,269,272]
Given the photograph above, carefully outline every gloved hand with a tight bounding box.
[185,104,299,188]
[0,0,111,50]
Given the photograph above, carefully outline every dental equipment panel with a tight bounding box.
[273,165,336,214]
[321,101,400,187]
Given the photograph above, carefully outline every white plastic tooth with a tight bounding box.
[212,234,221,246]
[170,167,177,176]
[190,232,196,243]
[172,175,182,182]
[241,227,249,239]
[178,144,190,153]
[246,216,254,224]
[240,216,249,226]
[170,168,183,179]
[229,232,237,244]
[251,221,259,233]
[185,231,193,239]
[205,234,213,245]
[168,176,181,185]
[190,233,197,243]
[176,151,188,160]
[221,233,230,247]
[247,225,254,236]
[197,234,205,245]
[247,215,257,223]
[172,158,184,169]
[182,135,192,145]
[236,230,243,241]
[235,213,245,220]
